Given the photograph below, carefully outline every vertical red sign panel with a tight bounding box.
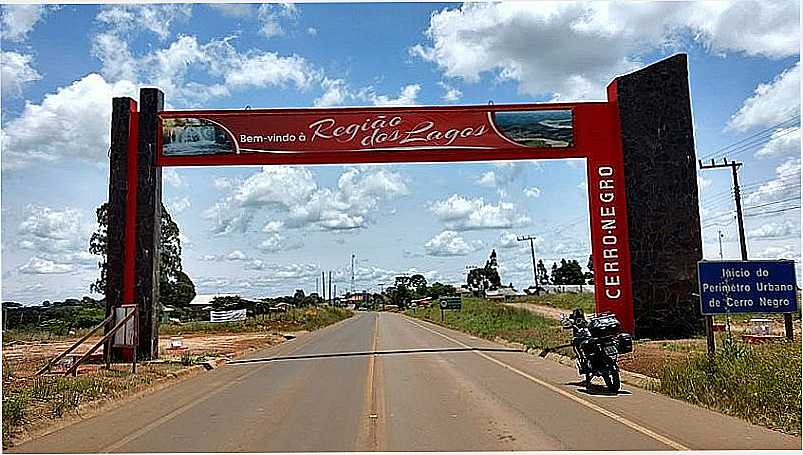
[123,102,139,305]
[584,83,634,333]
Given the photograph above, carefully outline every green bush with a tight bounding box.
[655,341,802,434]
[3,394,29,447]
[408,297,572,355]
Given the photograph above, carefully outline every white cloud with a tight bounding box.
[207,166,407,234]
[754,243,800,261]
[429,194,530,230]
[307,27,317,36]
[225,250,250,261]
[167,197,191,214]
[412,2,799,101]
[256,233,303,252]
[728,62,800,132]
[314,78,350,107]
[477,171,497,187]
[208,4,253,18]
[363,84,421,106]
[498,232,518,249]
[754,127,800,159]
[263,221,284,233]
[315,80,422,107]
[19,257,75,275]
[438,82,462,102]
[744,157,801,205]
[1,73,137,170]
[96,4,192,40]
[747,220,798,239]
[1,51,42,97]
[257,3,297,38]
[1,4,45,41]
[17,205,92,257]
[697,175,712,190]
[524,187,542,198]
[425,230,482,256]
[163,168,184,188]
[92,33,318,104]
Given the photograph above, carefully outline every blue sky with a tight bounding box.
[1,1,800,304]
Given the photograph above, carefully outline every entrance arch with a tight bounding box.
[105,54,703,360]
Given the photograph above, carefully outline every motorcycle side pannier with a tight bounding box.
[588,314,621,338]
[616,333,633,354]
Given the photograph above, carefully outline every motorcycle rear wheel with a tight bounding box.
[602,366,621,393]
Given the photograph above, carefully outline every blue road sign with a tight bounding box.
[698,260,798,315]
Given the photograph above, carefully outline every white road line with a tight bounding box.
[98,317,346,453]
[404,317,691,451]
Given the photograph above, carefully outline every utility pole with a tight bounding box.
[517,235,539,290]
[351,253,355,295]
[718,230,724,259]
[328,271,333,306]
[699,158,747,260]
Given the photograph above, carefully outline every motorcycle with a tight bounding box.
[560,309,632,393]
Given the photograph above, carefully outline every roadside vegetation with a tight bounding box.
[406,297,574,356]
[509,292,595,315]
[160,306,352,335]
[654,340,801,435]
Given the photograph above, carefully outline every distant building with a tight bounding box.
[187,294,240,306]
[484,286,521,301]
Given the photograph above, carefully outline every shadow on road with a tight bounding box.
[228,347,525,365]
[565,381,632,397]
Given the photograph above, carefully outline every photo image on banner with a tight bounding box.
[492,109,573,147]
[162,117,236,155]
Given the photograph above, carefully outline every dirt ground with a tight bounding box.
[2,331,293,377]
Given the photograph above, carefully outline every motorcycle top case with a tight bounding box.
[588,314,621,338]
[615,333,633,354]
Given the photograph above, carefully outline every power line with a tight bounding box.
[744,196,801,210]
[744,206,801,218]
[698,113,800,161]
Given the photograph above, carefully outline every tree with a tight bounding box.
[550,262,558,285]
[386,284,411,309]
[293,289,306,306]
[89,202,193,303]
[427,282,456,299]
[536,259,550,285]
[409,274,427,295]
[466,249,502,294]
[161,271,196,307]
[553,258,584,285]
[585,255,594,285]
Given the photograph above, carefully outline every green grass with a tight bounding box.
[158,306,352,335]
[654,340,802,435]
[2,368,152,447]
[514,292,596,314]
[407,297,574,356]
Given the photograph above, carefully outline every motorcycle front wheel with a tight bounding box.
[602,364,621,393]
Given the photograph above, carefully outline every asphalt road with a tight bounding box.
[11,312,801,452]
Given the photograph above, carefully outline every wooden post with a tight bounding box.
[705,315,715,357]
[135,88,164,360]
[106,97,137,363]
[784,313,794,341]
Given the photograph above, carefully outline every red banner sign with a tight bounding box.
[159,106,575,160]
